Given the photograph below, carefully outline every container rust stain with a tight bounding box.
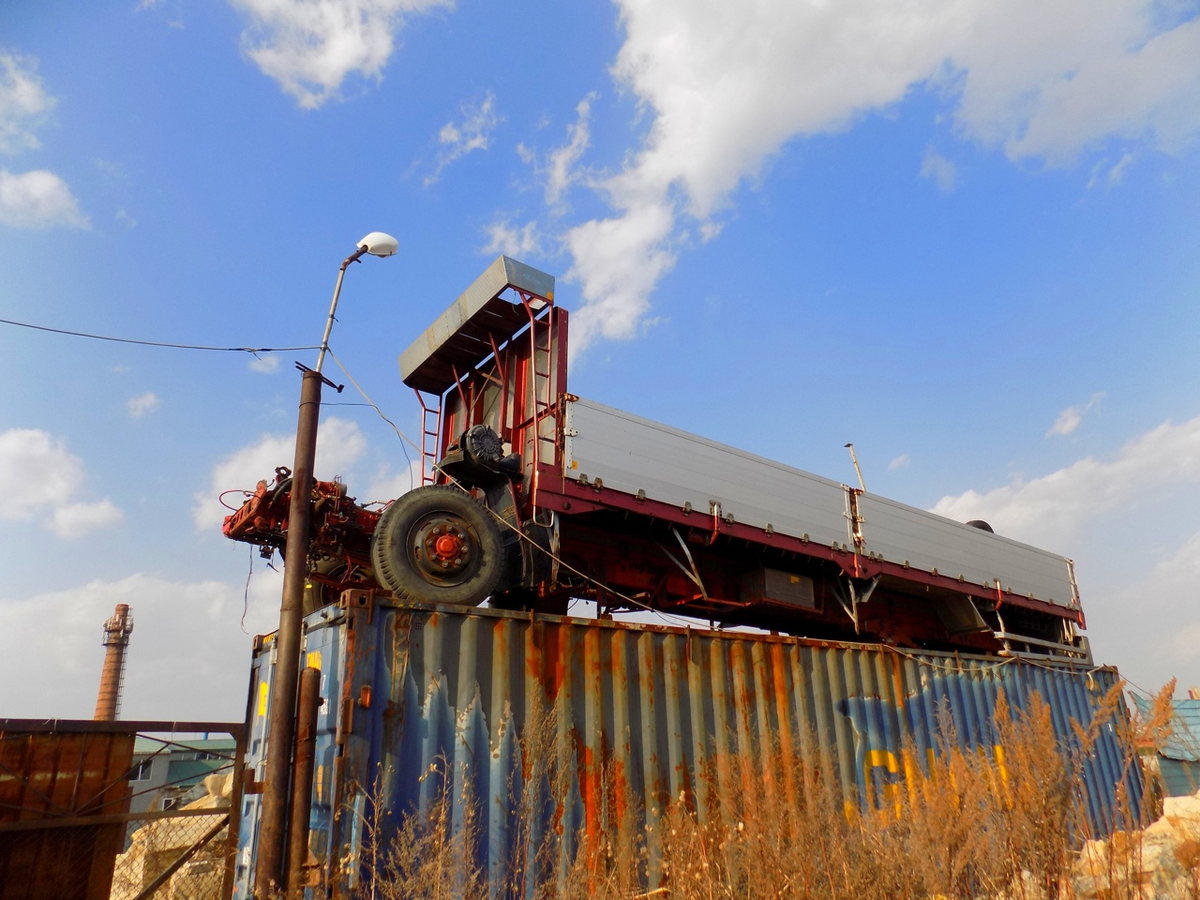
[236,599,1144,899]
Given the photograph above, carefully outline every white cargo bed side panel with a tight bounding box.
[857,494,1076,608]
[562,398,1079,613]
[564,399,848,548]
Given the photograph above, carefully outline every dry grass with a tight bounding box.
[353,684,1197,900]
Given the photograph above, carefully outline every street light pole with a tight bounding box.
[254,232,398,899]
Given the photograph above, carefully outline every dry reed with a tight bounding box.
[353,684,1197,900]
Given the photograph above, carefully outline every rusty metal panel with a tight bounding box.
[1,721,245,900]
[237,600,1142,899]
[0,729,135,900]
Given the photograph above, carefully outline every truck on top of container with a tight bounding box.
[223,256,1088,661]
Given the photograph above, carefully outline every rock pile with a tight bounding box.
[1074,792,1200,900]
[110,772,233,900]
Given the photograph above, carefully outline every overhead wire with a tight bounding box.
[0,316,319,354]
[3,314,686,624]
[890,645,1020,674]
[891,637,1114,676]
[326,350,414,493]
[23,310,1092,652]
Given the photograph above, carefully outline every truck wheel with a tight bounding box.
[370,485,507,605]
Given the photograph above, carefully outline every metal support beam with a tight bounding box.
[287,666,322,898]
[254,369,323,899]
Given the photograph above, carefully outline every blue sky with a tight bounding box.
[2,0,1198,719]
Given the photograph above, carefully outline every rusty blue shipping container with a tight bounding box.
[234,596,1142,898]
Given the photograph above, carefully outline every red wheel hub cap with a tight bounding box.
[434,534,461,559]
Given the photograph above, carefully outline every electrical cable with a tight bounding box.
[241,546,254,635]
[1121,676,1176,700]
[220,488,251,512]
[0,316,319,354]
[889,645,1020,674]
[326,350,414,493]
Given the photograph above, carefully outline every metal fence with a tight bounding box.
[0,719,244,900]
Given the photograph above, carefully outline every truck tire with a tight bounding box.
[370,485,507,605]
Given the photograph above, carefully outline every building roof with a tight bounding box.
[166,758,228,786]
[132,736,237,755]
[1132,695,1200,762]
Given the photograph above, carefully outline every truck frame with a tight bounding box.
[224,256,1088,660]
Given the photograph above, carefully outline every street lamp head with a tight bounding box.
[358,232,399,258]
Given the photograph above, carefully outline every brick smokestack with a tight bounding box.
[94,604,134,721]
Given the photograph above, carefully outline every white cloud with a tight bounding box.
[50,500,123,539]
[478,96,594,267]
[1046,391,1105,437]
[1131,532,1200,667]
[365,457,424,502]
[952,3,1200,163]
[920,149,957,192]
[95,158,129,182]
[193,416,368,529]
[0,168,88,229]
[1106,152,1136,186]
[562,0,1200,351]
[0,55,86,231]
[0,570,283,719]
[115,208,137,228]
[932,415,1200,548]
[248,354,281,374]
[127,391,161,418]
[483,219,539,258]
[0,52,54,155]
[0,428,122,537]
[1085,528,1200,690]
[424,92,499,186]
[0,428,82,517]
[230,0,449,109]
[1088,152,1137,189]
[567,199,676,348]
[1168,622,1200,669]
[544,94,595,206]
[887,453,910,471]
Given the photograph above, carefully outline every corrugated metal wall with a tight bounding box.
[237,600,1143,899]
[1160,758,1200,797]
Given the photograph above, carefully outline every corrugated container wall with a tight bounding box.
[235,598,1143,899]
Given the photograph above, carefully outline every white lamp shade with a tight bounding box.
[358,232,399,258]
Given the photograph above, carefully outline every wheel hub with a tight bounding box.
[434,534,461,558]
[411,517,476,583]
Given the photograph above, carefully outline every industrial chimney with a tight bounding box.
[94,603,134,721]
